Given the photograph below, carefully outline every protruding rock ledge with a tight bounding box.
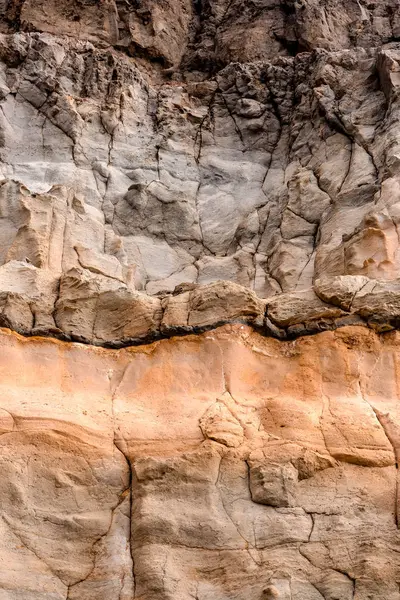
[1,262,400,346]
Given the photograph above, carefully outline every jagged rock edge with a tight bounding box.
[3,279,400,348]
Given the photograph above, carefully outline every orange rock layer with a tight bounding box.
[1,324,400,599]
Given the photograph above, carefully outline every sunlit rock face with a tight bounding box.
[1,2,400,600]
[0,325,399,600]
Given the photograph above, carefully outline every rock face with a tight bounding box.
[1,1,400,599]
[0,1,399,305]
[0,2,400,334]
[1,325,400,600]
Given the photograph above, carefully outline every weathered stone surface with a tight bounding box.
[267,289,346,328]
[54,267,163,344]
[199,399,244,448]
[314,275,370,311]
[0,14,395,307]
[187,281,266,328]
[0,325,399,599]
[352,279,400,331]
[0,11,398,319]
[2,1,400,598]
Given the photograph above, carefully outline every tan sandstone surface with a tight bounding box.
[0,323,399,599]
[2,1,400,598]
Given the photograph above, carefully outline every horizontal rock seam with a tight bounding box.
[2,275,400,347]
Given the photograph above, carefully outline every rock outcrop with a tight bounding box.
[1,325,400,599]
[0,8,400,336]
[1,1,400,599]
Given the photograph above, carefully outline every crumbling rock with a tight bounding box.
[0,30,394,302]
[6,250,400,344]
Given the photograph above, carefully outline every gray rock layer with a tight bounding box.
[0,2,399,323]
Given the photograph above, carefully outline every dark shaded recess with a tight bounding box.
[274,0,309,57]
[273,34,307,57]
[9,312,394,349]
[126,42,170,68]
[180,0,224,76]
[0,0,25,31]
[180,0,310,75]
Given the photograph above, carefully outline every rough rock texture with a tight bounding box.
[0,2,400,337]
[0,1,399,306]
[1,324,400,600]
[1,1,400,599]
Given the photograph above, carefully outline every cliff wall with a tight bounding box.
[0,1,400,598]
[2,325,400,600]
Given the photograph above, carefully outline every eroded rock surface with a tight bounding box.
[0,1,399,320]
[0,325,400,599]
[1,1,400,599]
